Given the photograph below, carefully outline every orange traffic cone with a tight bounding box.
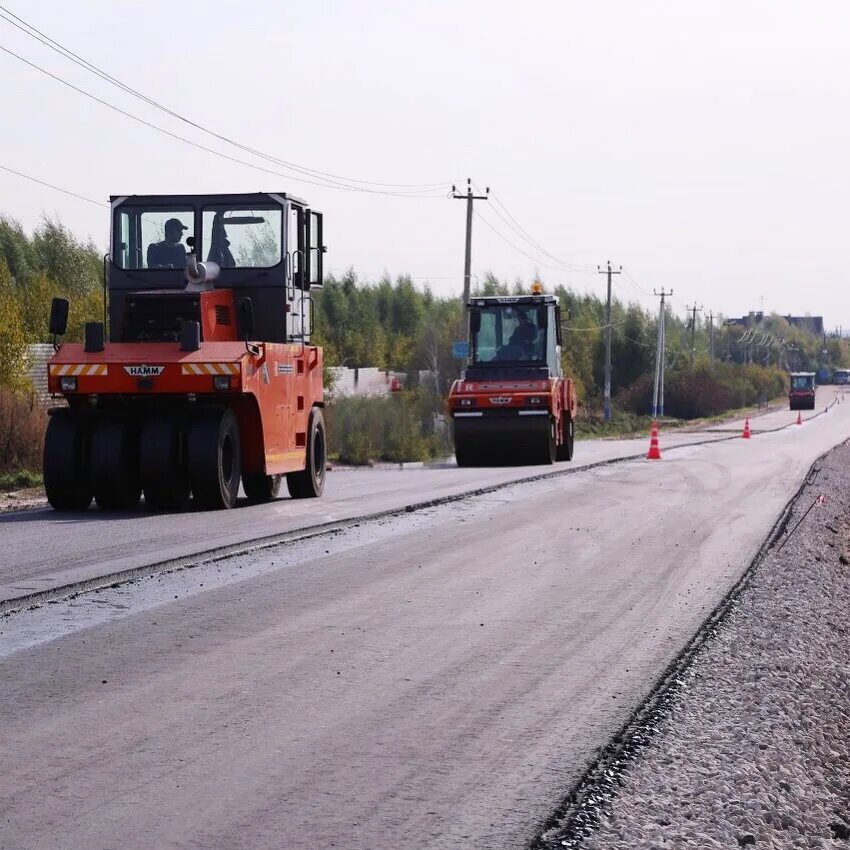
[796,411,802,426]
[742,417,751,439]
[647,421,662,460]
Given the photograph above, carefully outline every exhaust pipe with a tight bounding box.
[185,253,220,290]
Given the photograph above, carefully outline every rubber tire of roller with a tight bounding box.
[538,418,556,465]
[140,415,190,511]
[90,417,141,511]
[243,472,283,503]
[188,409,241,510]
[43,409,93,511]
[287,408,327,499]
[454,436,480,467]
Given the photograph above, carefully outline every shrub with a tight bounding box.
[0,388,47,476]
[325,390,442,465]
[617,363,787,419]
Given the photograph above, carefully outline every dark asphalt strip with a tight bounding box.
[529,438,845,850]
[0,429,757,615]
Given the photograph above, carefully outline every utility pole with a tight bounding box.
[597,261,622,422]
[652,289,673,420]
[708,310,715,364]
[688,303,703,367]
[452,179,489,363]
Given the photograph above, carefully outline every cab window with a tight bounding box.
[202,207,282,268]
[115,209,193,270]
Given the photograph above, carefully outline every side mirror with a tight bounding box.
[239,297,256,340]
[49,297,69,337]
[470,309,481,334]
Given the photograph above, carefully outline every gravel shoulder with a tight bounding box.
[539,441,850,849]
[0,487,46,513]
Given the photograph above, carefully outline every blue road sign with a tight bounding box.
[452,341,469,359]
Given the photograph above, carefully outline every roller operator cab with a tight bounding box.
[447,292,578,466]
[789,371,816,411]
[43,192,327,512]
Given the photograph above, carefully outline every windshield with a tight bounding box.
[202,206,282,269]
[115,208,193,270]
[791,375,814,390]
[113,205,283,270]
[472,305,547,364]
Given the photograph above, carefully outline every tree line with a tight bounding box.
[0,213,847,467]
[314,268,847,405]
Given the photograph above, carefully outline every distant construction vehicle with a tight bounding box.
[789,371,816,410]
[43,192,326,511]
[447,287,577,465]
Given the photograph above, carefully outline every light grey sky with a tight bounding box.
[1,1,849,328]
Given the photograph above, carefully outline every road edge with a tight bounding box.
[529,438,845,849]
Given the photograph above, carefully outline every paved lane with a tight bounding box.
[1,387,848,849]
[1,390,837,603]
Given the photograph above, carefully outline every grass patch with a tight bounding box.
[0,469,43,490]
[575,395,786,441]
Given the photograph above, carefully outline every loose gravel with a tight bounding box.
[543,442,850,850]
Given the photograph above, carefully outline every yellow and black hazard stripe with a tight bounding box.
[49,364,108,376]
[180,363,241,376]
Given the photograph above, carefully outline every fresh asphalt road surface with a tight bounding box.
[0,389,837,603]
[2,389,849,849]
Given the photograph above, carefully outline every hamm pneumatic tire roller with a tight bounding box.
[43,191,328,512]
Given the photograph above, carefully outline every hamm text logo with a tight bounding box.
[489,396,513,405]
[124,365,166,377]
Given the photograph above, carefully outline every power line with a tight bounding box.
[327,267,459,281]
[563,324,611,333]
[0,44,448,200]
[483,188,596,274]
[0,4,453,195]
[0,162,106,206]
[621,270,652,296]
[473,209,578,278]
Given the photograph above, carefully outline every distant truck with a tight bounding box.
[834,369,850,386]
[789,372,816,410]
[447,289,577,465]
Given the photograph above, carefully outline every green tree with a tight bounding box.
[0,257,28,390]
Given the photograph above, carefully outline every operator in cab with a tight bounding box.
[146,218,189,269]
[510,309,537,350]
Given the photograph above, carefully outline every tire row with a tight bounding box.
[455,416,574,467]
[43,407,326,512]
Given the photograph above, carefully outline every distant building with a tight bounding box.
[327,366,403,398]
[725,311,824,336]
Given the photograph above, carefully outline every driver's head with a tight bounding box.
[164,218,187,244]
[517,310,530,323]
